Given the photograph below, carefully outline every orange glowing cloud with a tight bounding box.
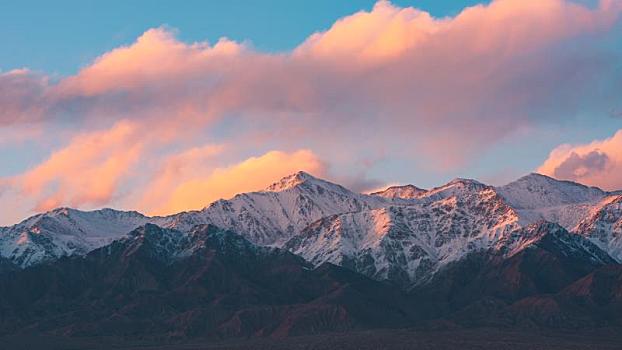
[290,0,622,163]
[538,129,622,191]
[1,0,619,157]
[15,120,143,211]
[296,1,440,62]
[136,144,225,213]
[57,28,243,97]
[296,0,621,63]
[146,149,325,216]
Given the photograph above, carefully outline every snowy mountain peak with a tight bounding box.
[371,185,427,199]
[172,170,382,246]
[286,179,521,287]
[497,173,605,210]
[0,207,153,267]
[513,173,605,192]
[422,177,487,200]
[2,171,622,283]
[434,178,485,191]
[265,171,332,192]
[448,177,483,185]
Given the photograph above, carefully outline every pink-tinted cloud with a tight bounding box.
[291,0,622,164]
[0,0,621,223]
[136,144,225,213]
[538,129,622,191]
[297,0,621,61]
[2,1,618,149]
[11,120,144,211]
[0,69,47,125]
[56,29,242,97]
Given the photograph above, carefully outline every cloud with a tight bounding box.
[2,1,619,153]
[145,149,326,215]
[56,28,243,97]
[136,144,225,214]
[295,1,440,62]
[553,150,610,179]
[0,126,326,220]
[538,129,622,190]
[296,0,622,164]
[11,120,144,211]
[0,69,47,125]
[296,0,618,61]
[1,0,622,222]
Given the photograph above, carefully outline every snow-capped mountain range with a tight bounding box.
[1,171,621,286]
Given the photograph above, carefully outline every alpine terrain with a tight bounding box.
[1,171,621,348]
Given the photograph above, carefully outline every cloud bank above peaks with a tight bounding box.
[3,1,620,142]
[0,0,621,223]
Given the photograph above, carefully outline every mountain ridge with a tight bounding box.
[0,223,419,338]
[1,171,621,283]
[1,172,622,343]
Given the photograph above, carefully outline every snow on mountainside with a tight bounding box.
[1,170,621,281]
[496,173,608,229]
[0,208,152,267]
[164,171,390,245]
[574,195,622,262]
[371,185,427,199]
[421,178,488,201]
[0,171,390,267]
[496,221,615,265]
[285,181,520,286]
[497,173,605,209]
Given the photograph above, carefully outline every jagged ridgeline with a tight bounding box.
[0,171,621,339]
[2,172,620,284]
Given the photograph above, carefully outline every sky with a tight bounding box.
[0,0,488,75]
[0,0,621,225]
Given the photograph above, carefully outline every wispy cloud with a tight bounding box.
[12,120,144,211]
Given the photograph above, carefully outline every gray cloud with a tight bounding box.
[553,150,610,180]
